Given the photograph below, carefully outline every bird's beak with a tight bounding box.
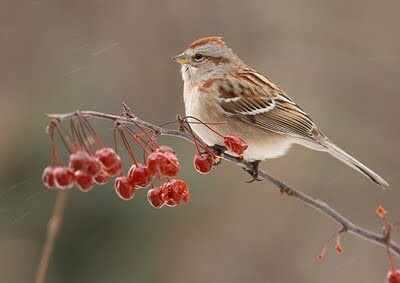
[172,53,188,64]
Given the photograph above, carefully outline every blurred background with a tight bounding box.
[0,0,399,282]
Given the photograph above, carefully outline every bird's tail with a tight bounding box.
[320,140,389,188]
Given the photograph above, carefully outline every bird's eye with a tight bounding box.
[193,53,204,62]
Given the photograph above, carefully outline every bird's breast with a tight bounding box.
[182,85,293,161]
[183,85,225,146]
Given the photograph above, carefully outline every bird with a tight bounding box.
[172,36,389,188]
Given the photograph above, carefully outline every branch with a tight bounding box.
[46,110,400,258]
[35,190,69,283]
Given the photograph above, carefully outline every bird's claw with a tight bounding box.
[244,160,262,183]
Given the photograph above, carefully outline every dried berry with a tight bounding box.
[165,198,177,207]
[93,169,111,185]
[335,243,343,254]
[193,153,213,174]
[95,147,121,170]
[53,166,74,189]
[74,170,94,192]
[69,151,91,172]
[165,179,189,205]
[147,185,168,208]
[105,161,122,176]
[387,270,400,283]
[223,135,248,155]
[115,176,135,201]
[127,163,152,188]
[377,205,387,218]
[42,166,56,189]
[160,152,180,176]
[147,152,161,176]
[147,152,179,177]
[87,156,102,176]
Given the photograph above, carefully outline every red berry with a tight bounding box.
[193,153,213,174]
[42,166,55,189]
[53,166,74,189]
[115,176,135,200]
[69,151,91,172]
[105,161,122,176]
[74,171,94,192]
[95,147,121,170]
[156,145,174,154]
[376,205,388,218]
[335,243,343,254]
[387,270,400,283]
[223,135,248,155]
[93,169,110,185]
[147,152,161,176]
[147,152,180,177]
[69,151,102,178]
[127,163,152,188]
[165,198,177,207]
[166,179,189,205]
[87,156,101,176]
[147,185,168,208]
[160,152,180,176]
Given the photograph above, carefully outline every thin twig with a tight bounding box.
[46,110,400,257]
[35,190,69,283]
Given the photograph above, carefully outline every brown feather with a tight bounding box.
[188,36,225,49]
[216,70,321,142]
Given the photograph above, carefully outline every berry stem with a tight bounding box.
[71,118,90,153]
[116,124,138,165]
[317,229,344,261]
[113,125,119,157]
[53,121,74,154]
[123,116,160,149]
[183,123,218,159]
[183,124,201,154]
[182,115,227,138]
[69,119,80,151]
[76,118,95,155]
[388,245,396,272]
[48,125,62,166]
[123,125,154,154]
[76,112,104,149]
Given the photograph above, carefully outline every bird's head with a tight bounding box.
[173,37,244,83]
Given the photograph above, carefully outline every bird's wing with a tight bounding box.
[217,69,324,142]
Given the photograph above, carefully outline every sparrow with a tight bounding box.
[173,36,389,188]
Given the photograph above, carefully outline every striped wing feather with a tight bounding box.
[218,70,322,142]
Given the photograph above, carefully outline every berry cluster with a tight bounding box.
[42,109,249,209]
[115,145,185,205]
[42,113,189,209]
[42,148,119,191]
[147,179,189,208]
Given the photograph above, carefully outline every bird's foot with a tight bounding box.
[244,160,263,183]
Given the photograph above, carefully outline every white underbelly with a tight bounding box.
[242,139,292,161]
[183,87,293,161]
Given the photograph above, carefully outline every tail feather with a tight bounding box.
[321,140,389,188]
